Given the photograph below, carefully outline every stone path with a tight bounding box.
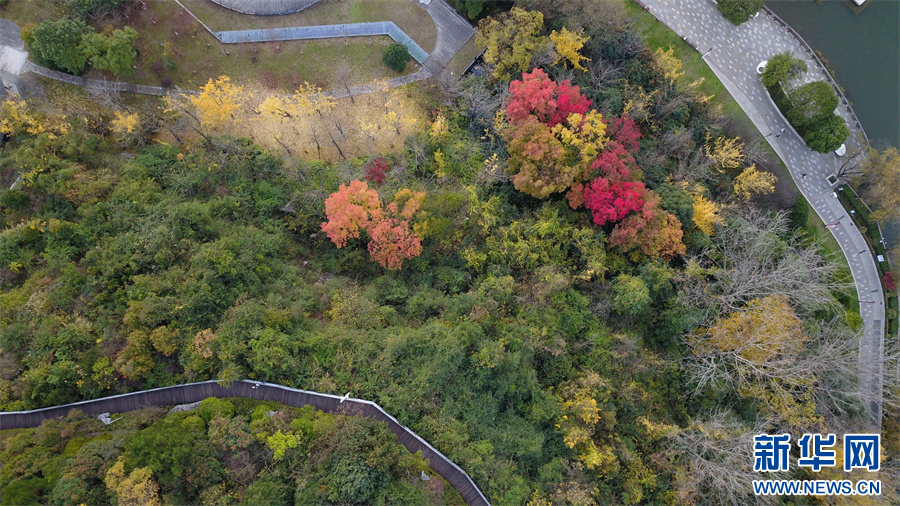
[638,0,886,431]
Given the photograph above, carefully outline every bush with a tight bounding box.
[382,43,411,72]
[198,397,235,421]
[717,0,764,26]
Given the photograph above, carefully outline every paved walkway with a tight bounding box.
[638,0,886,431]
[210,0,322,15]
[217,22,429,64]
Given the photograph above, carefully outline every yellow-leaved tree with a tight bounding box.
[705,134,744,170]
[733,165,777,200]
[0,99,68,138]
[104,456,161,506]
[190,76,248,129]
[556,372,619,476]
[653,46,684,84]
[691,194,722,235]
[687,294,821,428]
[550,27,590,71]
[476,7,547,80]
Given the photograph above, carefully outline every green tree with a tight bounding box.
[717,0,764,26]
[787,81,838,128]
[27,17,93,74]
[655,184,694,231]
[86,27,138,76]
[801,113,849,153]
[382,43,411,72]
[612,274,651,315]
[450,0,486,19]
[761,51,807,88]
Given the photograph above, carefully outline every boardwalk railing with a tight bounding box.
[0,380,490,506]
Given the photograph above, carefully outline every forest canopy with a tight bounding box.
[1,0,897,503]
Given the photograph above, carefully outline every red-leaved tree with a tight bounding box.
[506,68,591,127]
[607,115,641,153]
[321,180,383,248]
[364,157,388,185]
[609,191,686,259]
[322,181,425,269]
[583,178,647,226]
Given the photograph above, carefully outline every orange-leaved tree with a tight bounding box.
[321,181,425,270]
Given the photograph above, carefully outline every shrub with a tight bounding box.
[717,0,764,26]
[382,43,411,72]
[198,397,235,421]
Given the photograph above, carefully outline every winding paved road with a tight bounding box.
[638,0,886,431]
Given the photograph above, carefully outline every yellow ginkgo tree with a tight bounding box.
[550,27,590,71]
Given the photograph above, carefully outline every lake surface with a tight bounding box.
[765,0,900,149]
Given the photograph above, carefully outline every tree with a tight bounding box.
[682,210,846,313]
[27,17,93,74]
[335,63,355,103]
[717,0,764,26]
[801,113,849,153]
[609,191,686,259]
[476,7,547,80]
[550,27,590,71]
[84,27,138,76]
[321,180,383,248]
[686,294,822,427]
[189,76,246,130]
[705,134,744,170]
[104,457,161,506]
[612,274,651,315]
[653,46,683,84]
[655,184,694,231]
[691,194,722,235]
[506,111,608,198]
[382,43,411,72]
[506,69,591,127]
[761,51,807,88]
[857,147,900,223]
[786,81,838,128]
[670,413,776,504]
[450,0,486,19]
[583,178,646,226]
[733,165,777,200]
[321,181,426,270]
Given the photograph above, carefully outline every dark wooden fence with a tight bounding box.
[0,380,490,506]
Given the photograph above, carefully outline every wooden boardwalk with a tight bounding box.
[210,0,323,15]
[421,0,475,74]
[0,380,490,506]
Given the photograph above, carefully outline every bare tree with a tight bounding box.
[334,64,354,103]
[588,57,622,91]
[681,209,850,315]
[669,412,779,505]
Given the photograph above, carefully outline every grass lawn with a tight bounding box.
[4,0,415,93]
[447,36,481,75]
[179,0,437,53]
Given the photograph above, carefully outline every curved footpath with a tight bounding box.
[0,380,490,506]
[637,0,886,431]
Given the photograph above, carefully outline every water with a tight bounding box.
[765,0,900,149]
